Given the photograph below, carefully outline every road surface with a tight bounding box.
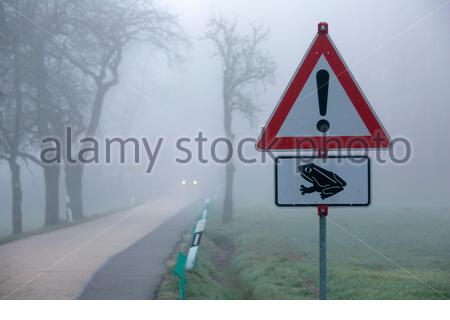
[0,194,200,299]
[79,202,200,299]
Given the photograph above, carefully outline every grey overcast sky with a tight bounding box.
[104,0,449,205]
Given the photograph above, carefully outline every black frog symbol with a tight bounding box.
[299,163,347,199]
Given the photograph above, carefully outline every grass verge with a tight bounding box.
[156,202,450,300]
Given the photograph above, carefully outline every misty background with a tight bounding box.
[1,0,449,237]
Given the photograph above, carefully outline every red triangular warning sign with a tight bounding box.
[256,22,390,151]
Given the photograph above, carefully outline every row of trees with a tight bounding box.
[0,0,275,234]
[0,0,186,233]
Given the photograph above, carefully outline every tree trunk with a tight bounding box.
[44,164,60,226]
[222,91,235,223]
[64,163,84,221]
[9,159,23,234]
[222,161,235,224]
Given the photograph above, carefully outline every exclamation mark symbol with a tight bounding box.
[316,69,330,133]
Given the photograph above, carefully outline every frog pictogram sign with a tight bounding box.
[256,22,390,151]
[276,156,370,207]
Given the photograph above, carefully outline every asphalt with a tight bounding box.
[0,192,199,300]
[78,202,201,300]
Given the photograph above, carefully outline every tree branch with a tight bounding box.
[0,152,9,161]
[17,151,42,166]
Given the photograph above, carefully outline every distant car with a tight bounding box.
[181,179,198,186]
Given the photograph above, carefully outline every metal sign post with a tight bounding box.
[318,150,328,300]
[318,204,328,300]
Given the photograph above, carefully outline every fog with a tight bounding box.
[1,0,449,237]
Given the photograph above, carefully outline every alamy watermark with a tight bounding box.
[39,127,412,173]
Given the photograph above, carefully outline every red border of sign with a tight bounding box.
[256,23,390,151]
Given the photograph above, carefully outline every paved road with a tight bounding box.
[0,193,199,299]
[79,202,200,299]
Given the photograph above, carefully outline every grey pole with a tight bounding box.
[319,213,327,300]
[317,204,328,300]
[317,152,328,300]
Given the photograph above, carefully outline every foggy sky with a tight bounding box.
[1,0,450,235]
[110,0,450,204]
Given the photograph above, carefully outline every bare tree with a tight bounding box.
[0,18,23,232]
[205,15,276,223]
[0,1,35,232]
[58,0,188,220]
[15,0,77,226]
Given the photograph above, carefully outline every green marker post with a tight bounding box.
[173,252,187,299]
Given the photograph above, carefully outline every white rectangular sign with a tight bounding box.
[275,156,370,207]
